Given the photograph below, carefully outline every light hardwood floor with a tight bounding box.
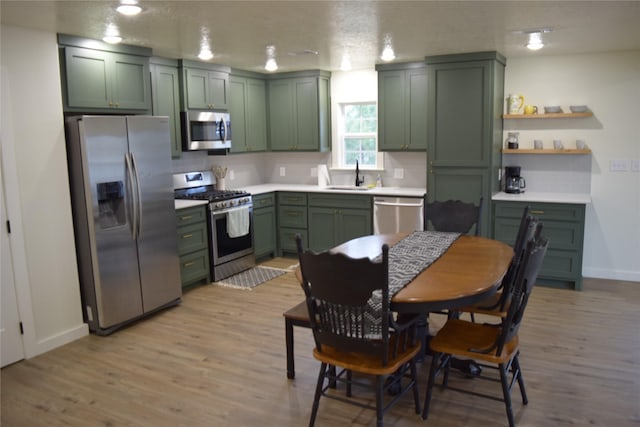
[2,257,640,426]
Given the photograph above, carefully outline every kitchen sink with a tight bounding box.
[325,185,371,191]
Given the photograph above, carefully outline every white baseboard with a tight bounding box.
[25,323,89,359]
[583,268,640,283]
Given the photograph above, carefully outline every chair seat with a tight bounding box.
[457,292,510,318]
[430,319,518,365]
[313,339,421,376]
[283,300,310,325]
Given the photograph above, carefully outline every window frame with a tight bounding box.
[334,101,383,170]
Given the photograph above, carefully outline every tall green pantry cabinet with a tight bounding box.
[425,52,506,236]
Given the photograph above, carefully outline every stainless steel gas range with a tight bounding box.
[173,171,255,282]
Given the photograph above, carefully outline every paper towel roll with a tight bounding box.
[317,164,331,187]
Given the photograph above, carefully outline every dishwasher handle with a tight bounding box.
[374,200,424,207]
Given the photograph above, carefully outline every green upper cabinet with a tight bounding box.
[60,42,151,112]
[425,52,506,236]
[267,70,331,152]
[376,62,428,151]
[179,60,230,110]
[229,71,268,153]
[150,58,182,158]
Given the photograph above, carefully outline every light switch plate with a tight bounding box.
[631,159,640,172]
[394,168,404,179]
[228,170,235,180]
[610,159,628,172]
[310,167,318,177]
[279,166,286,177]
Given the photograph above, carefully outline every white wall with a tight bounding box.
[504,51,640,281]
[1,25,87,358]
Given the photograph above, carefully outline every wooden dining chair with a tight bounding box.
[295,235,422,427]
[457,207,539,321]
[423,196,483,320]
[424,196,483,236]
[422,227,549,427]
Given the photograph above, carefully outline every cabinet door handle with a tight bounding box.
[181,233,193,239]
[531,210,545,215]
[180,215,193,221]
[183,261,195,268]
[287,211,301,217]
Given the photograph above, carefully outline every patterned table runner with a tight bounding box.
[366,230,460,337]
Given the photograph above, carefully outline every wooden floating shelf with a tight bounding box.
[503,112,593,119]
[503,148,592,154]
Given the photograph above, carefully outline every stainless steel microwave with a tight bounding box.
[181,111,231,152]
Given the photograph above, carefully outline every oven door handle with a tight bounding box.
[211,205,253,217]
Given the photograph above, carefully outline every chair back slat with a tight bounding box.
[425,197,483,236]
[296,235,392,363]
[497,224,549,353]
[496,212,540,310]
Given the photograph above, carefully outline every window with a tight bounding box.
[338,102,378,168]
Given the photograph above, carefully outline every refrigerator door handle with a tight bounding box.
[130,151,143,239]
[125,153,137,240]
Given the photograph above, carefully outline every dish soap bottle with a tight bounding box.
[376,174,383,188]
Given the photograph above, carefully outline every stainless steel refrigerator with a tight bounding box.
[65,115,181,335]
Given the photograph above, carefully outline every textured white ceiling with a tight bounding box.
[2,1,639,72]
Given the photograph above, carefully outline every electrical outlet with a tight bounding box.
[631,159,640,172]
[609,159,628,172]
[229,170,235,180]
[393,168,404,179]
[279,166,286,177]
[311,167,318,177]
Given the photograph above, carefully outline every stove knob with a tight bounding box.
[216,202,224,209]
[229,200,236,206]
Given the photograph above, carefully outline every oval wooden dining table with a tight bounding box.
[290,232,514,372]
[325,233,514,314]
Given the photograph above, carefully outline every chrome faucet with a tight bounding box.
[355,160,365,187]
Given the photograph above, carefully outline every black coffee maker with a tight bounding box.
[505,166,526,194]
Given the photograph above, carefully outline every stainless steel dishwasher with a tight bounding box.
[373,196,425,234]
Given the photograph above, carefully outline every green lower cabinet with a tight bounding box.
[253,193,277,260]
[493,201,586,290]
[176,205,210,288]
[277,192,308,256]
[307,194,372,252]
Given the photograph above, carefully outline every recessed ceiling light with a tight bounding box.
[526,33,544,50]
[340,53,352,71]
[265,45,278,72]
[103,35,123,44]
[103,23,122,44]
[518,28,552,51]
[198,47,213,61]
[380,34,395,62]
[117,0,142,16]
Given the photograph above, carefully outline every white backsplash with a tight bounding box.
[502,153,591,194]
[172,150,428,189]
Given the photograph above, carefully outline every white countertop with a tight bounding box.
[175,185,426,210]
[175,199,209,210]
[492,191,591,204]
[242,184,426,198]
